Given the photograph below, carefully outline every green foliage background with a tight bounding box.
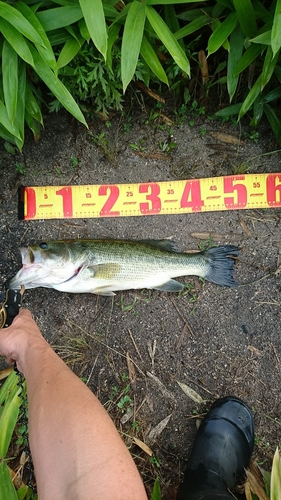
[0,0,281,149]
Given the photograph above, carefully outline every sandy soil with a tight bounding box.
[0,103,280,499]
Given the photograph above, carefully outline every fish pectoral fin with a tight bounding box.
[92,287,116,296]
[88,263,121,279]
[154,280,184,292]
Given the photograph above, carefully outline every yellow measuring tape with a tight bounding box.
[19,173,281,220]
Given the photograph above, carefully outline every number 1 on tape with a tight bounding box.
[19,173,281,220]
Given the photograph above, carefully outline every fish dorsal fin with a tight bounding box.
[139,239,181,253]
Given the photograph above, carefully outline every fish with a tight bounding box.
[8,239,239,296]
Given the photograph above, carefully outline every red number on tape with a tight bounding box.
[180,180,204,211]
[56,187,73,217]
[139,183,161,214]
[25,187,36,219]
[224,176,247,208]
[99,185,120,216]
[266,174,281,206]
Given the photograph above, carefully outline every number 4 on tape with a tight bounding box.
[19,173,281,220]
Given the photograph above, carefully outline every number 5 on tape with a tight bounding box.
[19,173,281,220]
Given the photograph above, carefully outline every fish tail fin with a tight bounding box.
[204,245,239,287]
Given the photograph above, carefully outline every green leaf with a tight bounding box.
[250,30,271,45]
[261,45,279,90]
[270,447,281,499]
[0,101,21,139]
[140,35,169,85]
[16,2,57,72]
[175,15,211,40]
[232,0,257,37]
[238,75,262,119]
[121,1,146,92]
[151,477,161,500]
[0,18,34,66]
[207,12,238,56]
[14,59,26,151]
[36,5,83,31]
[227,26,244,101]
[2,40,18,123]
[28,44,88,127]
[271,0,281,57]
[25,110,41,142]
[25,85,43,124]
[0,1,43,45]
[233,43,262,76]
[214,102,242,118]
[57,38,83,69]
[107,23,120,73]
[0,461,18,500]
[79,0,108,59]
[147,0,205,3]
[146,5,190,76]
[0,390,20,457]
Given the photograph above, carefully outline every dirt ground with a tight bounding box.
[0,99,280,499]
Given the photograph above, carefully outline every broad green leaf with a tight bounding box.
[262,87,281,103]
[28,44,88,127]
[238,75,262,119]
[164,5,184,50]
[0,390,20,457]
[2,40,18,123]
[14,59,26,151]
[79,0,108,59]
[0,101,21,139]
[147,0,205,3]
[207,12,238,56]
[17,485,29,500]
[250,31,271,45]
[214,102,242,118]
[271,0,281,57]
[0,461,18,500]
[0,123,17,144]
[233,43,262,76]
[0,18,34,66]
[0,370,18,406]
[25,110,41,141]
[261,45,279,90]
[227,26,244,101]
[232,0,257,37]
[177,7,213,22]
[146,5,190,76]
[36,5,83,31]
[16,2,57,71]
[25,84,43,124]
[251,95,263,126]
[121,1,146,92]
[48,28,74,46]
[175,15,211,40]
[57,38,83,69]
[0,1,43,45]
[140,35,169,85]
[107,23,120,73]
[270,447,281,500]
[79,18,90,40]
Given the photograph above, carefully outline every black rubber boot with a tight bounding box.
[176,396,255,500]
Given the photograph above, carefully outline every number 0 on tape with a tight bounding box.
[19,173,281,220]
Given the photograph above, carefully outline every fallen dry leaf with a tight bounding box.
[209,131,245,145]
[133,437,153,456]
[176,380,206,404]
[245,469,269,500]
[147,372,176,401]
[147,414,172,443]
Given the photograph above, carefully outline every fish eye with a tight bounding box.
[39,242,48,249]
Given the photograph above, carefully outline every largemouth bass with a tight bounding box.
[8,239,239,296]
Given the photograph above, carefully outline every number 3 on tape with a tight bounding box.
[19,173,281,220]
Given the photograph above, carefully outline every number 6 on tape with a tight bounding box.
[19,173,281,220]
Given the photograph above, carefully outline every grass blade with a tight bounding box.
[272,0,281,57]
[232,0,257,37]
[0,461,18,500]
[146,5,190,76]
[227,26,244,101]
[79,0,108,59]
[2,40,18,123]
[28,44,87,127]
[0,18,34,66]
[207,12,238,56]
[270,447,281,500]
[140,35,169,85]
[121,1,146,92]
